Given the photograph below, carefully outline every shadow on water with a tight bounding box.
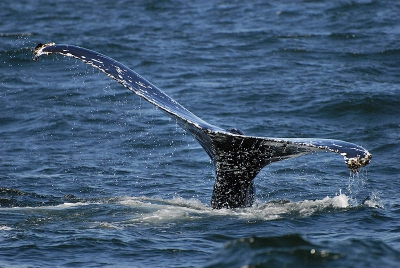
[203,234,400,268]
[0,187,80,208]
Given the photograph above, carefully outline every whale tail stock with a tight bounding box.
[33,43,372,209]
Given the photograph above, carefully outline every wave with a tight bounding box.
[0,185,383,213]
[117,192,384,224]
[0,187,81,208]
[203,234,400,268]
[1,188,383,223]
[304,94,399,121]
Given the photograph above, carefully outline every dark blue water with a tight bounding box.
[1,0,400,267]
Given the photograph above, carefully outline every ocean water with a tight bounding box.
[1,0,400,267]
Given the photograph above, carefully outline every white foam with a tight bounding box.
[363,191,385,209]
[34,202,93,210]
[0,202,93,212]
[0,226,12,231]
[52,202,90,208]
[117,193,352,223]
[94,222,123,230]
[1,191,376,227]
[119,196,213,224]
[230,193,350,220]
[330,193,350,208]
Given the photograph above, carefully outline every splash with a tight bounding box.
[116,194,351,223]
[345,168,380,207]
[363,190,385,209]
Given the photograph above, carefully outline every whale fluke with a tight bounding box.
[33,43,372,209]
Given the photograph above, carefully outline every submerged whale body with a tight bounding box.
[33,43,372,209]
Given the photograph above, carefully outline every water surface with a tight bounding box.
[1,1,400,267]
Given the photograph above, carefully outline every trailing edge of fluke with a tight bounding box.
[33,43,372,209]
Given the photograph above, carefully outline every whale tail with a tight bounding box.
[33,43,372,209]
